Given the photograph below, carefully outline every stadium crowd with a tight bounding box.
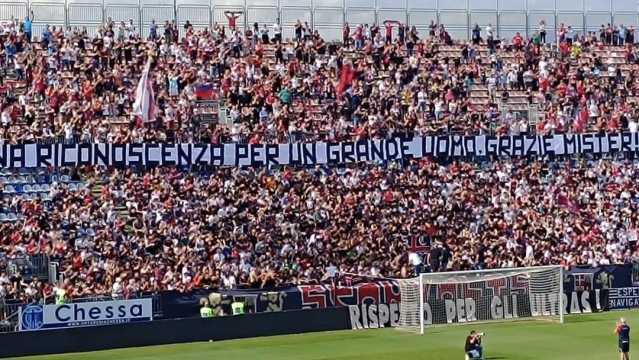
[0,16,639,303]
[1,17,639,145]
[1,158,639,302]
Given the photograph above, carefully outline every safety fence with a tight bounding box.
[3,254,49,281]
[0,0,637,42]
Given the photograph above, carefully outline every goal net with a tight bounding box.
[398,266,564,334]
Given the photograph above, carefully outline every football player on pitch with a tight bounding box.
[615,317,631,360]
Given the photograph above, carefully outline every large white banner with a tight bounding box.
[2,132,639,169]
[19,298,153,331]
[347,290,603,329]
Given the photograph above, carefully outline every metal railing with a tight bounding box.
[5,254,50,281]
[47,261,60,285]
[0,299,25,333]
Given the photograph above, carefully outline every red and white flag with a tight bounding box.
[132,60,157,123]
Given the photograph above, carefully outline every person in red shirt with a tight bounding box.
[539,76,550,92]
[609,112,621,131]
[573,106,589,132]
[512,32,523,51]
[559,41,570,58]
[224,11,242,31]
[384,21,393,44]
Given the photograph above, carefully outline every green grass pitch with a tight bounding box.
[9,311,638,360]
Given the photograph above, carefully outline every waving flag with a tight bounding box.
[195,83,219,100]
[573,106,588,133]
[132,60,157,123]
[336,63,355,96]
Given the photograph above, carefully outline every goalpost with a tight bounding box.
[397,265,564,334]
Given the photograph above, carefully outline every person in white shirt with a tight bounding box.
[418,89,428,112]
[408,251,423,275]
[434,99,445,121]
[222,272,237,288]
[125,19,136,38]
[64,122,74,143]
[1,108,11,127]
[589,101,599,119]
[539,20,546,43]
[485,23,494,42]
[111,277,123,299]
[273,20,282,43]
[539,58,548,73]
[608,61,617,78]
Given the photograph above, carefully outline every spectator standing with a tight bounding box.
[408,251,423,275]
[294,20,303,42]
[225,11,241,31]
[23,11,32,42]
[539,20,546,43]
[149,19,157,41]
[343,22,350,46]
[472,23,481,45]
[273,19,282,44]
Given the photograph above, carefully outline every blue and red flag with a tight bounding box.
[195,84,219,100]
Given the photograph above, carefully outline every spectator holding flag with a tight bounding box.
[132,59,157,124]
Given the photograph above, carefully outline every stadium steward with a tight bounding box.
[200,298,213,318]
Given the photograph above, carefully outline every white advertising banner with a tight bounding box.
[2,132,639,169]
[19,298,153,331]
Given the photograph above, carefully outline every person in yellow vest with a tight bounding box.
[208,293,225,316]
[200,298,213,318]
[231,297,245,315]
[54,286,67,305]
